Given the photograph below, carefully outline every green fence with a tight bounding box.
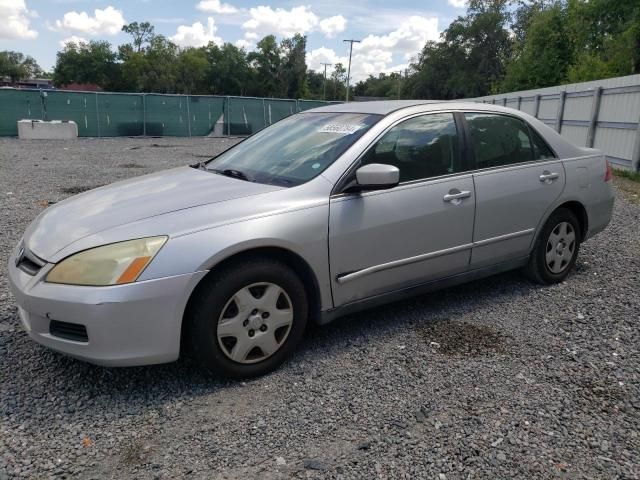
[0,89,341,137]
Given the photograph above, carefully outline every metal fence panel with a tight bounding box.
[0,89,340,138]
[226,97,266,135]
[97,93,144,137]
[187,96,225,136]
[0,89,42,136]
[266,99,296,125]
[599,92,640,123]
[45,91,100,136]
[144,94,189,137]
[298,99,335,111]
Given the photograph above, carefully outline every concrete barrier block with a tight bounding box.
[18,120,78,140]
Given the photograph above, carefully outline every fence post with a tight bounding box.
[533,94,541,118]
[586,87,602,148]
[262,98,267,127]
[186,95,192,137]
[516,96,521,111]
[95,93,101,138]
[226,97,230,136]
[632,112,640,172]
[555,91,566,133]
[502,98,507,106]
[143,94,147,137]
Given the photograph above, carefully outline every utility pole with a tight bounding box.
[321,62,332,101]
[343,39,360,102]
[393,71,403,100]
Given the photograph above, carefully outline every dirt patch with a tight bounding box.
[119,439,154,466]
[417,319,508,356]
[60,185,104,195]
[613,176,640,204]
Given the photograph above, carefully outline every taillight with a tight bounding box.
[604,160,613,182]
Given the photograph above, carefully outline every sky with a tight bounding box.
[0,0,467,82]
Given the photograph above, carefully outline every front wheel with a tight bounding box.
[525,208,581,284]
[186,259,308,378]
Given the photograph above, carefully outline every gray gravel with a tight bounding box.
[1,137,639,479]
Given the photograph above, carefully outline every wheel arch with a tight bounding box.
[181,246,322,354]
[532,199,589,251]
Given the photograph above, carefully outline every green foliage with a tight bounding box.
[0,51,42,82]
[37,3,640,100]
[52,41,119,89]
[501,3,573,91]
[121,22,155,53]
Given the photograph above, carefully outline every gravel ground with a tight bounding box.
[1,137,639,479]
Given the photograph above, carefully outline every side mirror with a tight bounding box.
[354,163,400,191]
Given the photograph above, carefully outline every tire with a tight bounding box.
[524,208,581,284]
[186,258,308,378]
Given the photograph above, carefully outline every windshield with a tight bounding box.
[206,112,381,186]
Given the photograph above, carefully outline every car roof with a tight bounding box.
[308,100,508,116]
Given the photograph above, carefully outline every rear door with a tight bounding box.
[464,112,565,267]
[329,112,476,307]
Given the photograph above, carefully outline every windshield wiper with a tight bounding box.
[209,168,252,182]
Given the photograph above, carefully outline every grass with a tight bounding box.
[613,168,640,182]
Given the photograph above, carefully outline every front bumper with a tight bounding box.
[7,244,207,367]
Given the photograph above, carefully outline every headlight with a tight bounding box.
[46,236,167,286]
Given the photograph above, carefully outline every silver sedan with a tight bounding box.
[8,101,615,377]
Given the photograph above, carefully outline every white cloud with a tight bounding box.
[319,15,346,38]
[54,6,125,36]
[245,31,258,40]
[59,35,88,47]
[170,17,222,48]
[448,0,467,8]
[0,0,38,39]
[307,16,439,83]
[243,5,319,37]
[356,16,439,55]
[235,39,252,50]
[196,0,238,14]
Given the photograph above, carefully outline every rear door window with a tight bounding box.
[464,113,555,169]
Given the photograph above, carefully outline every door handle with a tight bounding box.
[443,190,471,203]
[539,171,560,183]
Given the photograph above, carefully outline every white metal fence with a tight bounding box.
[470,74,640,171]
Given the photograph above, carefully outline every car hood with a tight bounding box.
[24,166,283,260]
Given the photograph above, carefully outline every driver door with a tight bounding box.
[328,113,476,307]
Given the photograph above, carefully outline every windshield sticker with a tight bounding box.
[312,163,321,169]
[318,124,364,135]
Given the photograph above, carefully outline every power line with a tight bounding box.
[343,39,360,102]
[321,62,332,101]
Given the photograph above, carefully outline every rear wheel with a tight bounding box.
[186,259,308,378]
[525,208,581,284]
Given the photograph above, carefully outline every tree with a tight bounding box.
[330,63,347,100]
[176,47,209,94]
[206,42,251,95]
[139,35,179,93]
[121,22,155,53]
[247,35,281,97]
[0,51,42,82]
[52,40,120,89]
[502,3,573,91]
[279,34,308,98]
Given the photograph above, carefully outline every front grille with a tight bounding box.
[49,320,89,342]
[16,247,46,276]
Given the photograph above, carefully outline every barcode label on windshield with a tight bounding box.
[318,124,364,134]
